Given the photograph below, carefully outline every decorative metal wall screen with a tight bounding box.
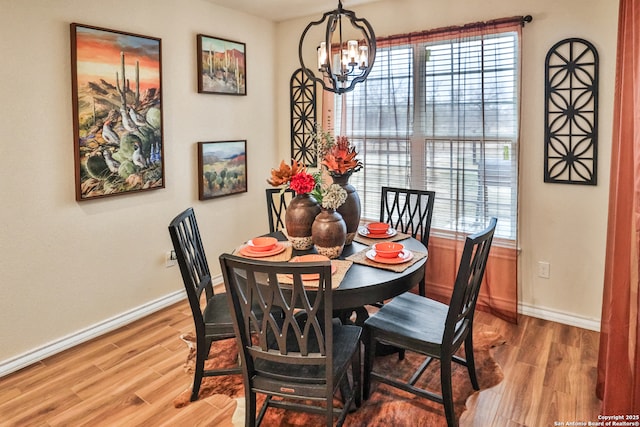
[544,38,598,185]
[290,68,317,166]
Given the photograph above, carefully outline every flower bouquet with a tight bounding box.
[267,160,320,249]
[267,159,349,251]
[312,124,363,244]
[267,159,347,205]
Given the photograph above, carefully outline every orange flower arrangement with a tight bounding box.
[313,124,363,177]
[322,136,363,176]
[267,159,305,187]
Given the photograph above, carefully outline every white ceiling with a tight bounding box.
[204,0,381,22]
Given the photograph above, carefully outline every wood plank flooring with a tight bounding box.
[0,301,602,426]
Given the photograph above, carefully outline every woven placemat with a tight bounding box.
[233,241,293,262]
[346,248,427,272]
[276,260,353,289]
[352,227,412,246]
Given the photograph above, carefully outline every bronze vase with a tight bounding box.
[312,208,347,259]
[331,172,361,245]
[285,193,321,250]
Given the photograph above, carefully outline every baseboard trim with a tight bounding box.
[519,302,601,332]
[0,289,186,378]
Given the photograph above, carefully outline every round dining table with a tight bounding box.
[270,230,428,312]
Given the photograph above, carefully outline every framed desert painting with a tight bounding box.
[70,23,164,201]
[198,140,247,200]
[197,34,246,95]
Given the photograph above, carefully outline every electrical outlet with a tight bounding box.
[537,261,550,279]
[165,250,177,268]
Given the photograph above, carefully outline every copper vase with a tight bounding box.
[331,172,361,245]
[285,193,321,250]
[312,208,347,259]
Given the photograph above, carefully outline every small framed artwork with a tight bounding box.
[70,23,164,201]
[197,34,246,95]
[198,140,248,200]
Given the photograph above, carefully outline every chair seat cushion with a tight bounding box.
[365,292,449,354]
[203,293,235,338]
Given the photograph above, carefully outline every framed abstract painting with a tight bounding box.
[197,34,246,95]
[198,140,247,200]
[70,23,164,201]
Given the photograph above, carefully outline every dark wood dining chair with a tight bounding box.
[363,217,497,427]
[266,188,295,233]
[380,187,436,296]
[219,253,362,427]
[168,208,241,401]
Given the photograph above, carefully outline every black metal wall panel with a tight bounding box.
[544,38,598,185]
[290,68,317,167]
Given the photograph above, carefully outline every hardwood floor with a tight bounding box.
[0,300,601,426]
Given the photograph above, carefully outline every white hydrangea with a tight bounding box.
[321,184,347,210]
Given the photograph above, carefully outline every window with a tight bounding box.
[335,29,519,241]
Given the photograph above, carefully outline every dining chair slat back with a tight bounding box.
[380,186,436,248]
[266,188,295,233]
[380,187,435,297]
[168,208,241,401]
[219,253,362,427]
[363,217,497,427]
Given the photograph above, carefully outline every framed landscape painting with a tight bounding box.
[197,34,246,95]
[198,140,247,200]
[70,23,164,201]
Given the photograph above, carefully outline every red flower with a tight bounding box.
[289,172,316,194]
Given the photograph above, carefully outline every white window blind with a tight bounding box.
[336,30,519,241]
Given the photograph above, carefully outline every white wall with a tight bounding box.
[275,0,619,329]
[0,0,277,366]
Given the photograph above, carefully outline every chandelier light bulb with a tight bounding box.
[317,41,328,71]
[347,40,358,65]
[358,46,368,69]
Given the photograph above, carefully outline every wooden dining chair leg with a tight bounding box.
[363,333,376,400]
[256,396,270,426]
[191,336,209,401]
[351,342,362,408]
[339,374,351,406]
[191,362,203,401]
[465,331,480,390]
[441,355,456,427]
[246,391,257,427]
[326,387,334,427]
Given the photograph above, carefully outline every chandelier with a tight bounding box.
[298,0,376,94]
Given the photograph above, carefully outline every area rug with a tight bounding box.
[174,331,505,426]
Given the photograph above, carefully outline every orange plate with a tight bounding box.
[365,248,414,265]
[289,255,337,280]
[358,226,397,239]
[239,242,286,258]
[247,237,278,252]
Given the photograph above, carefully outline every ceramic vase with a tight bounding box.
[285,193,321,250]
[331,172,361,245]
[312,208,347,259]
